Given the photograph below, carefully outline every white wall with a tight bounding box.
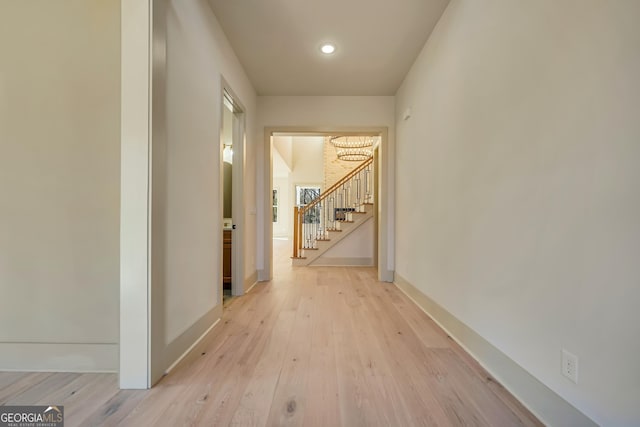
[257,96,395,128]
[272,138,291,238]
[291,136,324,188]
[273,136,293,171]
[148,0,257,381]
[256,96,395,279]
[0,0,120,371]
[395,1,640,425]
[320,218,374,263]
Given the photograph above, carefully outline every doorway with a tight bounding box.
[263,129,392,282]
[220,84,246,304]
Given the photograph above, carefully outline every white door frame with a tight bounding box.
[120,0,157,389]
[259,127,394,283]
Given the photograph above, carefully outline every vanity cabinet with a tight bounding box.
[223,229,232,287]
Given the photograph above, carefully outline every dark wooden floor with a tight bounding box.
[0,239,541,426]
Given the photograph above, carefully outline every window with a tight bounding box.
[295,186,320,206]
[296,185,321,224]
[272,189,278,223]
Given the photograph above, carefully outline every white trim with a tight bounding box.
[221,81,247,297]
[148,0,170,387]
[244,271,259,294]
[394,273,598,427]
[311,257,374,266]
[120,0,152,390]
[164,318,221,375]
[0,343,118,373]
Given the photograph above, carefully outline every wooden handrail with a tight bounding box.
[299,156,373,215]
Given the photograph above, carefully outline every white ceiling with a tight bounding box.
[208,0,450,96]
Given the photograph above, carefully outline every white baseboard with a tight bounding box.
[394,273,597,427]
[379,268,394,283]
[244,271,258,294]
[311,257,374,266]
[0,342,117,372]
[164,317,221,376]
[257,269,270,282]
[158,304,222,384]
[161,271,258,380]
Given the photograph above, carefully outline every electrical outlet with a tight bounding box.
[562,349,578,384]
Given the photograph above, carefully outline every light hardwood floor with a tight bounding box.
[0,239,542,426]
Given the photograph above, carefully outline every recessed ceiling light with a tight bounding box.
[320,43,336,55]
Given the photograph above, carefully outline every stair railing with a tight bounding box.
[292,157,374,258]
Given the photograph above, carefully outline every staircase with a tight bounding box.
[292,157,374,266]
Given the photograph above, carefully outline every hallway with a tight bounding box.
[0,239,541,426]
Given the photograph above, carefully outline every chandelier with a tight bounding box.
[330,136,374,161]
